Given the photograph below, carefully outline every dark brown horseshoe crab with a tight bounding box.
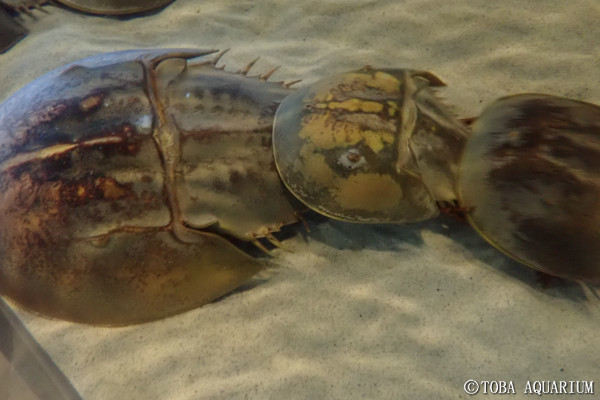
[0,48,301,325]
[458,94,600,284]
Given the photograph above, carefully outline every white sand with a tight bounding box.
[1,1,600,399]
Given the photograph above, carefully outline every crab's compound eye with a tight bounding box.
[337,149,365,170]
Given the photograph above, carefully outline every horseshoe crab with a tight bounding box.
[459,94,600,283]
[0,0,176,52]
[52,0,176,15]
[2,49,598,325]
[0,48,302,325]
[274,72,600,284]
[0,0,175,16]
[273,67,469,223]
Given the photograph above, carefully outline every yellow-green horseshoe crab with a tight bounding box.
[0,49,598,325]
[275,71,600,286]
[273,67,469,223]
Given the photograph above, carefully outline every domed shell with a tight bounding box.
[459,94,600,283]
[273,67,468,223]
[0,49,300,325]
[55,0,175,15]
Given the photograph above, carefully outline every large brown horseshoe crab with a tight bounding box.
[0,49,302,325]
[0,48,598,325]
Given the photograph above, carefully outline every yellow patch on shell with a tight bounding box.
[387,101,398,117]
[296,142,403,214]
[363,130,392,153]
[297,144,337,186]
[371,71,402,92]
[326,99,383,113]
[299,70,401,155]
[298,112,395,154]
[299,112,362,149]
[336,173,403,212]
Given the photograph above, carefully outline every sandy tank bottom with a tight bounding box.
[0,1,599,399]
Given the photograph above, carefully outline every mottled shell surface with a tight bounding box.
[0,49,300,324]
[459,94,600,283]
[273,67,468,223]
